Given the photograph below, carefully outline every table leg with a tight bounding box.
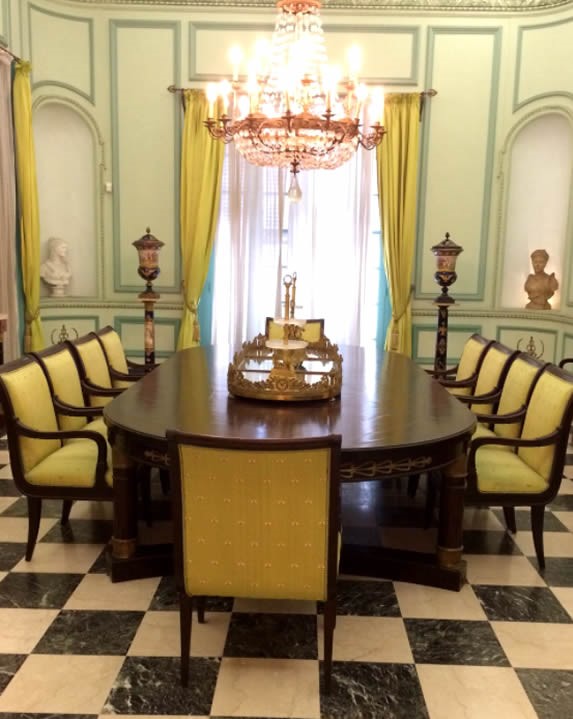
[437,452,467,580]
[110,430,138,562]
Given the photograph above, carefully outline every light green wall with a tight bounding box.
[8,0,573,360]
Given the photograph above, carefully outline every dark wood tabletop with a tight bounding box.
[103,344,475,589]
[104,344,475,472]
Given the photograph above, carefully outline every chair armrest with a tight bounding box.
[109,367,142,383]
[559,358,573,370]
[425,365,459,379]
[468,429,559,468]
[126,359,150,375]
[439,374,477,389]
[474,406,526,425]
[456,389,501,406]
[53,396,103,418]
[14,417,108,467]
[82,379,123,398]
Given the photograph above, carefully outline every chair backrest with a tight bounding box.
[470,342,519,413]
[167,432,341,602]
[93,326,129,374]
[30,343,88,432]
[0,356,61,475]
[265,317,325,344]
[518,364,573,484]
[493,353,546,440]
[451,333,493,395]
[67,334,113,405]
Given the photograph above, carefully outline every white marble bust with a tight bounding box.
[40,237,71,297]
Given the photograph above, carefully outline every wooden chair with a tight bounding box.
[433,333,494,397]
[265,317,325,344]
[167,432,342,692]
[466,364,573,569]
[454,341,519,414]
[91,325,149,388]
[66,333,135,407]
[0,356,112,560]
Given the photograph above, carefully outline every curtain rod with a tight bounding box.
[168,85,438,117]
[0,45,22,62]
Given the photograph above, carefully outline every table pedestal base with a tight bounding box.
[106,543,173,583]
[340,544,467,591]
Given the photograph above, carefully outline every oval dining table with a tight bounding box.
[104,344,475,589]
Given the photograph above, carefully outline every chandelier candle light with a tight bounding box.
[203,0,386,200]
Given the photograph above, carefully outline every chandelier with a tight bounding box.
[204,0,386,200]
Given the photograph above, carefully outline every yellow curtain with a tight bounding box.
[13,61,44,351]
[177,89,224,350]
[376,93,420,356]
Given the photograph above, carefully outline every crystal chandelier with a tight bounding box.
[204,0,386,200]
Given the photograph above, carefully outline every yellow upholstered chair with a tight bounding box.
[454,341,519,414]
[433,333,494,397]
[466,364,573,569]
[92,325,149,388]
[66,333,134,407]
[0,356,112,560]
[167,432,342,692]
[265,317,325,344]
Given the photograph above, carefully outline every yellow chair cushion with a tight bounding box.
[519,371,573,479]
[43,349,88,432]
[2,363,60,472]
[100,330,129,374]
[494,359,540,440]
[179,445,332,601]
[475,446,547,494]
[26,437,112,488]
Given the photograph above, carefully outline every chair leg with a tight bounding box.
[322,598,336,694]
[503,506,517,534]
[196,596,206,624]
[531,505,546,571]
[61,499,73,525]
[26,497,42,561]
[180,592,193,687]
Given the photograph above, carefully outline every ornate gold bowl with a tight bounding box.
[228,333,343,401]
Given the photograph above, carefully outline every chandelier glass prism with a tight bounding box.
[204,0,386,199]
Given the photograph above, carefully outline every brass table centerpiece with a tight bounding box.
[228,274,343,401]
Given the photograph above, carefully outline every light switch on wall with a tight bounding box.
[104,181,113,193]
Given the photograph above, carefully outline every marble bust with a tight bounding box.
[524,249,558,310]
[40,237,72,297]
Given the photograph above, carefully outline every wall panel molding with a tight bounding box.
[28,4,94,103]
[514,17,573,112]
[189,21,419,85]
[115,315,181,357]
[415,25,501,303]
[0,0,10,47]
[412,323,483,364]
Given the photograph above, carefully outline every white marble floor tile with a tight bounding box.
[0,496,17,513]
[394,582,487,620]
[128,610,230,658]
[11,542,104,574]
[417,664,538,719]
[510,528,573,557]
[68,499,114,520]
[65,573,161,611]
[317,614,413,663]
[465,555,546,586]
[0,516,57,543]
[0,464,14,478]
[553,511,573,532]
[211,657,320,718]
[0,654,123,714]
[0,608,59,653]
[463,508,504,531]
[492,621,573,669]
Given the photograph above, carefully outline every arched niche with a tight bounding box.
[500,111,572,311]
[33,100,101,299]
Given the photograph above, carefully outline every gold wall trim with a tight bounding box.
[53,0,573,12]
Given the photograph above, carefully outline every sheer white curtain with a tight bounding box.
[212,144,381,348]
[0,55,21,360]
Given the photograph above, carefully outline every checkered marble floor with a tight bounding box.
[0,440,572,719]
